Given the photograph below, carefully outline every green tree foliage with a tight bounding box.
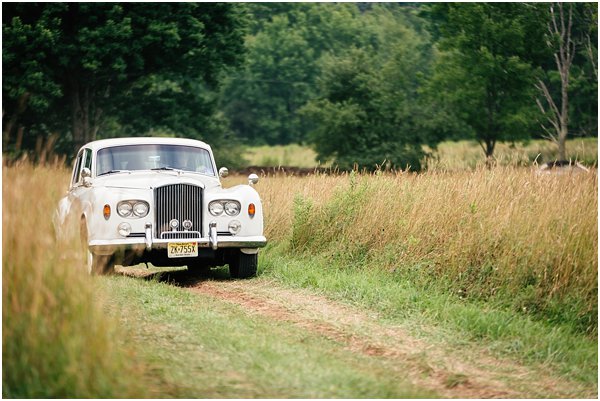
[3,3,246,159]
[220,3,366,145]
[5,3,596,169]
[424,3,545,161]
[300,7,437,171]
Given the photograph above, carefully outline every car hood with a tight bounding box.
[94,171,221,190]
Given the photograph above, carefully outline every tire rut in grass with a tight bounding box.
[182,278,586,399]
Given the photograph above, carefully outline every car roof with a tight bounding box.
[80,137,212,153]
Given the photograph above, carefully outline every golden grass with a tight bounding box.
[2,161,148,397]
[242,166,598,332]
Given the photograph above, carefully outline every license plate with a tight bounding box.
[167,242,198,258]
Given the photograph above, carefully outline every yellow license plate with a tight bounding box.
[167,242,198,258]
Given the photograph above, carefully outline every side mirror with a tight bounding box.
[248,173,259,186]
[81,168,92,187]
[219,167,229,178]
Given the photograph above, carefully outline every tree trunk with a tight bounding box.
[535,3,575,162]
[68,78,102,152]
[483,139,496,168]
[3,92,30,150]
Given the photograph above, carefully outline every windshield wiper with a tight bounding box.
[151,166,183,173]
[97,169,130,176]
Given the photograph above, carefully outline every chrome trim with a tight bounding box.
[88,235,267,254]
[155,183,203,239]
[145,223,152,250]
[126,233,146,238]
[209,222,218,250]
[161,231,201,239]
[248,173,259,186]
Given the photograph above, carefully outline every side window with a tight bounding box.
[71,151,84,187]
[83,148,92,170]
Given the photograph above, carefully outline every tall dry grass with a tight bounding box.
[251,167,598,333]
[2,161,147,397]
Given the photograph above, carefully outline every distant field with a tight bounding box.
[244,138,598,170]
[426,137,598,171]
[244,144,326,168]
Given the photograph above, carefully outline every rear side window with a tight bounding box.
[70,149,92,187]
[71,152,83,187]
[84,148,92,170]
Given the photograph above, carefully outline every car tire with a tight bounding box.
[229,251,257,279]
[80,218,114,275]
[89,252,115,275]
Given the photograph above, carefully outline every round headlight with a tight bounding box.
[118,222,132,237]
[117,202,132,217]
[209,201,224,216]
[224,201,240,216]
[133,201,149,217]
[182,220,193,230]
[170,219,179,229]
[228,220,241,235]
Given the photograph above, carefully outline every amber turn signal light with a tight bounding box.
[248,203,256,218]
[103,204,111,220]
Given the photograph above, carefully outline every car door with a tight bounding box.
[68,148,94,222]
[56,148,92,238]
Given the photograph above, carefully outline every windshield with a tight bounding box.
[96,144,215,177]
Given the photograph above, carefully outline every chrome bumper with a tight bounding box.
[89,232,267,255]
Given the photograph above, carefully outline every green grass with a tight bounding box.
[259,244,598,385]
[99,274,433,398]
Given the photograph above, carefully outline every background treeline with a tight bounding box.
[3,3,598,170]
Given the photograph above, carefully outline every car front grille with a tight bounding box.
[154,183,203,239]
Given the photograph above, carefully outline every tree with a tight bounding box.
[535,2,598,160]
[2,3,246,156]
[301,7,437,171]
[425,3,544,163]
[219,3,367,145]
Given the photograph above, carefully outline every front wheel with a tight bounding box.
[88,252,115,275]
[81,219,114,275]
[228,252,258,279]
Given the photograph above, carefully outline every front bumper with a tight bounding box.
[89,223,266,255]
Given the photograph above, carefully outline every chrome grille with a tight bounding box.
[161,231,201,240]
[154,184,202,239]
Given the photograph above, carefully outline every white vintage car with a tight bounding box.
[54,137,266,277]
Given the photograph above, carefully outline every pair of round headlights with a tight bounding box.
[209,200,240,216]
[117,200,149,218]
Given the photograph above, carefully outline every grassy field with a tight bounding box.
[3,159,597,397]
[2,162,149,397]
[240,168,597,335]
[244,137,598,170]
[99,273,430,398]
[244,143,327,168]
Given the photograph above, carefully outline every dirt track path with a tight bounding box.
[183,278,592,399]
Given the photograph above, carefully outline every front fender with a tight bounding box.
[204,184,264,237]
[83,186,153,242]
[54,195,71,241]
